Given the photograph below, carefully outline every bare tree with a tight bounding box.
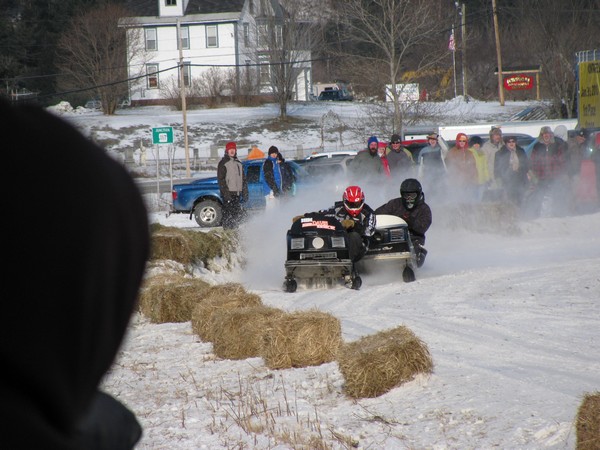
[254,0,321,120]
[55,3,144,115]
[508,0,599,118]
[330,0,454,133]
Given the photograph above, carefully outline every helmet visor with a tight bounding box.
[345,200,363,209]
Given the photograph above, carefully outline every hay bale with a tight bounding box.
[337,326,433,398]
[211,306,285,360]
[577,391,600,450]
[191,283,262,342]
[138,274,210,323]
[261,309,342,369]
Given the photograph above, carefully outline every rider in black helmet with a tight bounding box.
[374,178,432,267]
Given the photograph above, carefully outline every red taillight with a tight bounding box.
[172,191,177,201]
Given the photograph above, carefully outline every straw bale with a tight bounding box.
[211,306,285,360]
[151,228,195,265]
[261,309,342,369]
[138,274,210,323]
[576,391,600,450]
[337,326,433,398]
[191,283,262,342]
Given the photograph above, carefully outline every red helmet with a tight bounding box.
[343,185,365,217]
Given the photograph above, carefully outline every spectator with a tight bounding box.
[262,146,283,207]
[568,128,589,181]
[349,136,383,181]
[217,141,249,229]
[378,141,391,177]
[445,132,479,201]
[527,126,569,217]
[494,136,529,207]
[589,133,600,207]
[418,132,448,198]
[386,133,414,179]
[375,178,432,267]
[277,152,297,197]
[1,98,149,449]
[481,126,503,186]
[469,135,492,200]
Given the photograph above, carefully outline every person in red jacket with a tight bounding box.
[445,132,479,201]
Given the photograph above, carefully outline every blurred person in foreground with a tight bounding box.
[217,141,248,228]
[293,186,376,270]
[0,98,149,449]
[375,178,432,267]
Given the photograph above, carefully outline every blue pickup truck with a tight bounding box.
[170,158,309,227]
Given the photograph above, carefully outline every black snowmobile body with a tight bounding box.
[284,213,361,292]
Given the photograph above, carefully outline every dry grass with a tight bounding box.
[210,305,285,360]
[337,325,434,398]
[149,223,240,267]
[191,283,262,342]
[138,274,210,323]
[261,309,342,370]
[577,391,600,450]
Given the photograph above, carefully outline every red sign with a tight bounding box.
[503,74,534,91]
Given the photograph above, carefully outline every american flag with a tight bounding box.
[448,30,456,52]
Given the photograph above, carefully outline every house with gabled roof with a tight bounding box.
[121,0,312,105]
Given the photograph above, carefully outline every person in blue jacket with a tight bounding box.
[263,146,283,205]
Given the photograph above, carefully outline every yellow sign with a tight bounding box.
[579,62,600,128]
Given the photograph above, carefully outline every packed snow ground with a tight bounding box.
[54,100,600,449]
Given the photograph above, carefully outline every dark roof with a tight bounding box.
[124,0,245,17]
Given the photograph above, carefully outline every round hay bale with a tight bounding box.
[576,391,600,450]
[211,306,285,360]
[337,326,433,398]
[191,283,262,342]
[138,275,210,323]
[261,309,342,370]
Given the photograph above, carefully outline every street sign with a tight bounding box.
[152,127,174,144]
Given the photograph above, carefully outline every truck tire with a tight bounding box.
[193,199,222,227]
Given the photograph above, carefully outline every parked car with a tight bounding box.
[317,88,353,101]
[304,151,357,161]
[302,155,355,178]
[84,99,101,110]
[171,159,310,227]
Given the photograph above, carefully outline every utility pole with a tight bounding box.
[461,3,468,98]
[177,19,191,177]
[492,0,505,106]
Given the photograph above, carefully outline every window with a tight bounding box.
[165,0,176,5]
[258,55,270,85]
[275,25,282,46]
[145,28,157,51]
[243,23,249,47]
[257,24,267,47]
[246,165,260,183]
[206,25,218,48]
[179,62,191,88]
[146,64,159,89]
[178,26,189,50]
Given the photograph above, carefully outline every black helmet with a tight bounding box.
[400,178,423,210]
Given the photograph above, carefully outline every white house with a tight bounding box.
[121,0,312,105]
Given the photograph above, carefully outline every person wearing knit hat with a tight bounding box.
[445,132,479,200]
[527,125,569,218]
[262,145,283,205]
[349,136,384,181]
[494,135,529,207]
[386,133,414,179]
[217,140,248,229]
[481,126,503,187]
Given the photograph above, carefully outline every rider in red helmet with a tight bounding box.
[296,186,376,265]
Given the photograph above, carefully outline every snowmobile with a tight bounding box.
[284,213,361,292]
[283,214,417,292]
[359,214,418,283]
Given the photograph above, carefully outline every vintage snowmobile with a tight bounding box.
[283,214,417,292]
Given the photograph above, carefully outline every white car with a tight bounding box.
[304,151,357,161]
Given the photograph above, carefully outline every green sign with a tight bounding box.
[152,127,174,144]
